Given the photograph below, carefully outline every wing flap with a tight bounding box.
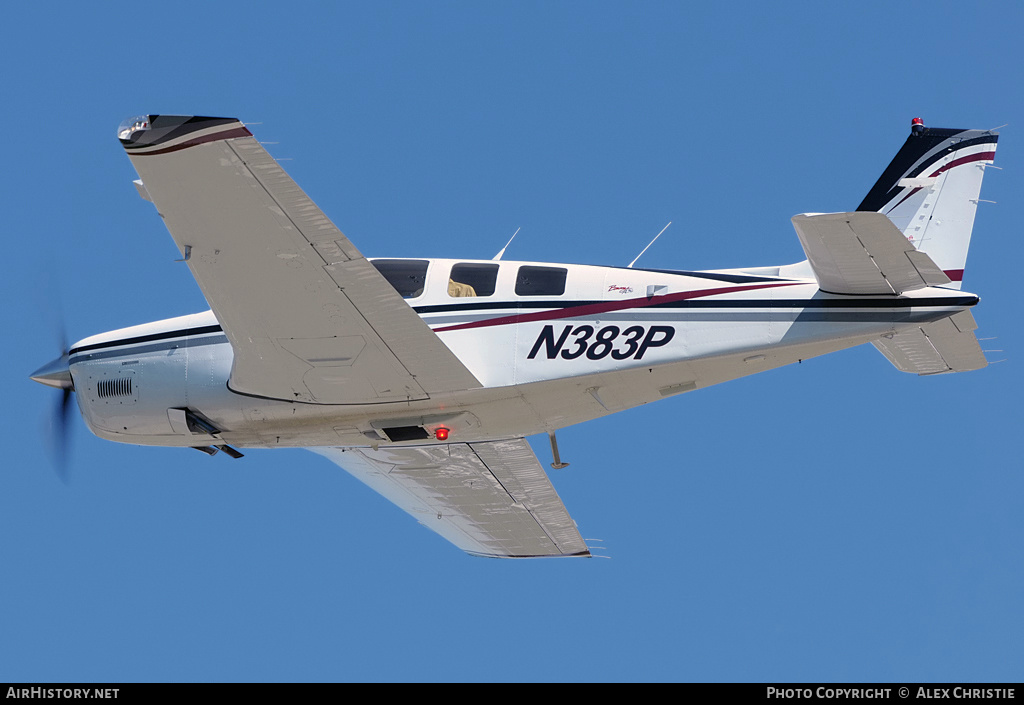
[792,212,951,295]
[121,115,480,403]
[872,310,987,375]
[312,440,590,558]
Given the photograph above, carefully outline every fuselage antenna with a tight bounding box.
[492,227,521,261]
[627,222,672,268]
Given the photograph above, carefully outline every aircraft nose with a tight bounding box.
[30,354,74,390]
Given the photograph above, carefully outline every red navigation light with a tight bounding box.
[435,427,450,441]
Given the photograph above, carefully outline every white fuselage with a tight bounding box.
[67,258,977,449]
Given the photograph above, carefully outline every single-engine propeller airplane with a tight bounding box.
[32,115,998,558]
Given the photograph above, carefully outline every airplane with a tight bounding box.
[31,115,998,558]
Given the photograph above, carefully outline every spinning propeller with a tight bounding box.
[31,334,76,482]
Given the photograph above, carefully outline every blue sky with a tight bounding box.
[2,2,1022,682]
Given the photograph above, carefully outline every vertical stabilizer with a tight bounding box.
[857,123,998,288]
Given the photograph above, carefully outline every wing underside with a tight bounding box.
[312,439,591,558]
[120,115,480,404]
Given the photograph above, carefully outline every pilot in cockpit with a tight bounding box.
[448,278,477,297]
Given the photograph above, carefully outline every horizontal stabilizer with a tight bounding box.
[792,212,950,295]
[872,310,987,375]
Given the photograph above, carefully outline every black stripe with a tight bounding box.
[69,324,223,355]
[68,335,229,364]
[69,294,976,359]
[601,266,786,284]
[416,294,806,315]
[417,301,580,314]
[417,295,977,316]
[651,296,978,310]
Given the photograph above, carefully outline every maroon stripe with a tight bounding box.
[433,281,805,333]
[886,150,995,213]
[128,125,253,156]
[944,269,964,282]
[927,150,996,177]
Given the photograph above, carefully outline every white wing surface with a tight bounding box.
[119,115,480,404]
[872,310,987,375]
[792,211,950,295]
[312,440,591,558]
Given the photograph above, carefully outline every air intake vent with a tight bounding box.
[97,377,133,398]
[381,425,430,442]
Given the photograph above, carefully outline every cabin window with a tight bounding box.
[371,259,429,299]
[515,266,567,296]
[448,263,498,297]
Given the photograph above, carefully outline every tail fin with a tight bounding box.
[857,122,998,289]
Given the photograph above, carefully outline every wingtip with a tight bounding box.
[119,115,250,153]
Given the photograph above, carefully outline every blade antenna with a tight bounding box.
[492,227,521,261]
[627,222,671,268]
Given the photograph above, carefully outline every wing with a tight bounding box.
[792,211,950,295]
[872,310,987,375]
[119,115,480,404]
[311,439,591,558]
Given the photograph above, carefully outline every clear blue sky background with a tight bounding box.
[2,2,1021,682]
